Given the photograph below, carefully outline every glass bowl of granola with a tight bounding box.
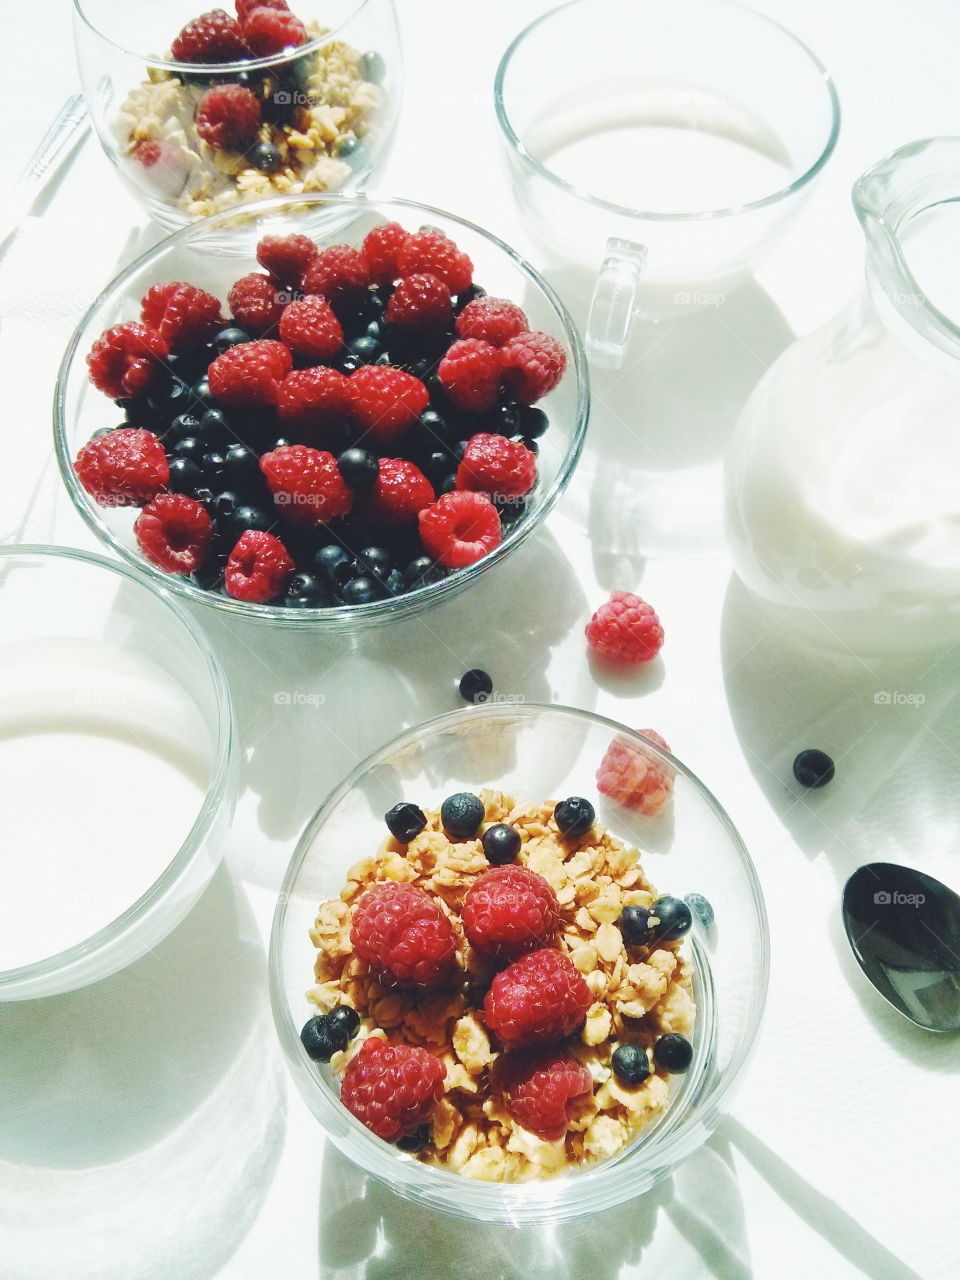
[54,193,588,630]
[73,0,401,230]
[269,702,768,1222]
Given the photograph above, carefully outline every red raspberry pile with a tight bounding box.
[586,592,665,665]
[596,728,675,816]
[170,4,307,64]
[73,220,568,608]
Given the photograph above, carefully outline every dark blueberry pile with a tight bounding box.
[111,279,549,609]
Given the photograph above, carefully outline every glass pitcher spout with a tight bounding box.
[853,136,960,360]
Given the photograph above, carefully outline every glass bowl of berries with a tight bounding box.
[270,702,768,1222]
[73,0,401,230]
[54,193,589,629]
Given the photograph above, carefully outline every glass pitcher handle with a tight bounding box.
[585,237,648,369]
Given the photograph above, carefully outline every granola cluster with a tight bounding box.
[307,791,695,1182]
[114,30,382,219]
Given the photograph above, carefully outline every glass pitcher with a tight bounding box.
[725,138,960,654]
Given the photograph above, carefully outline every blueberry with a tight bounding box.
[212,326,251,353]
[300,1014,340,1062]
[191,557,226,591]
[611,1043,651,1086]
[793,749,835,788]
[163,412,201,445]
[147,376,190,419]
[421,448,456,487]
[348,334,381,364]
[384,569,405,595]
[554,796,595,839]
[339,352,361,375]
[647,896,693,943]
[498,495,528,526]
[616,905,651,946]
[440,792,484,840]
[452,284,486,314]
[337,134,362,158]
[519,406,549,439]
[223,443,262,486]
[385,801,428,843]
[168,456,202,494]
[404,556,445,589]
[326,1004,361,1041]
[481,823,521,865]
[173,435,205,464]
[211,490,240,521]
[653,1033,693,1074]
[250,141,283,173]
[200,407,233,442]
[359,50,386,83]
[230,504,273,534]
[337,447,379,489]
[511,433,539,456]
[263,86,298,125]
[194,486,215,506]
[685,893,714,930]
[396,1125,430,1153]
[340,575,380,605]
[270,437,292,452]
[202,450,226,483]
[167,349,210,384]
[459,668,493,704]
[284,572,334,608]
[191,377,213,407]
[495,403,521,436]
[315,544,352,588]
[439,472,458,495]
[354,546,392,584]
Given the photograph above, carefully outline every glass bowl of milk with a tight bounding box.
[0,545,235,999]
[495,0,840,368]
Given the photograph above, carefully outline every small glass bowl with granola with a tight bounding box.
[74,0,401,230]
[270,702,769,1224]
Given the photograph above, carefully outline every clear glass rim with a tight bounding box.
[853,136,960,356]
[268,701,770,1217]
[0,543,235,989]
[53,191,590,627]
[494,0,841,224]
[72,0,381,77]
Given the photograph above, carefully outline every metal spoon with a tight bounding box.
[842,863,960,1033]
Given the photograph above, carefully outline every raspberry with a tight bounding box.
[350,881,458,988]
[241,6,308,55]
[360,221,410,286]
[340,1038,445,1142]
[585,591,664,664]
[134,494,213,574]
[171,9,246,63]
[495,1047,593,1142]
[397,229,473,295]
[456,296,528,348]
[207,338,291,406]
[462,867,559,960]
[195,84,261,151]
[236,0,288,21]
[301,245,369,311]
[596,729,675,816]
[278,295,344,363]
[484,947,591,1047]
[356,458,434,529]
[277,366,350,433]
[227,272,285,336]
[224,529,293,602]
[385,274,452,334]
[418,490,501,569]
[86,322,169,400]
[260,444,352,525]
[347,365,429,447]
[140,281,223,352]
[500,331,567,405]
[133,139,162,167]
[256,232,318,287]
[74,428,169,507]
[456,433,537,499]
[436,339,500,413]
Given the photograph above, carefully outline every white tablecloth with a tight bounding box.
[2,2,959,1278]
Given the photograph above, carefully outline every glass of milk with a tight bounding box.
[495,0,840,367]
[725,137,960,654]
[0,545,236,999]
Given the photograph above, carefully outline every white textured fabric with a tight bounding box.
[0,3,959,1279]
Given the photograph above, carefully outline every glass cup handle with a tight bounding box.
[585,237,648,369]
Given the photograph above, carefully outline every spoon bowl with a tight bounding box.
[842,862,960,1034]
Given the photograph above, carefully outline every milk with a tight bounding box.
[726,201,960,652]
[0,641,210,971]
